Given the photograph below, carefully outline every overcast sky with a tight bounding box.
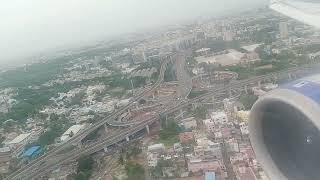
[0,0,267,63]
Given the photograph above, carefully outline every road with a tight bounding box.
[7,62,320,179]
[221,141,237,180]
[175,53,192,98]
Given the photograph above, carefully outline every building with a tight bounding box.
[188,158,221,173]
[0,147,12,174]
[279,22,289,39]
[22,146,41,158]
[203,119,215,133]
[194,146,205,156]
[179,132,194,143]
[182,117,197,129]
[173,143,183,152]
[211,111,228,125]
[147,153,159,167]
[223,31,235,41]
[205,172,216,180]
[240,52,260,65]
[239,122,249,135]
[148,143,165,154]
[212,71,238,82]
[195,48,211,56]
[5,133,31,149]
[60,124,85,142]
[226,138,239,153]
[236,110,250,122]
[235,166,257,180]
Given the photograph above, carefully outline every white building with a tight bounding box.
[226,138,239,153]
[60,124,85,142]
[148,143,165,154]
[203,119,215,133]
[279,21,289,39]
[239,122,249,135]
[147,153,159,167]
[211,111,228,125]
[5,133,31,149]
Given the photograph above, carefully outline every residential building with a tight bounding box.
[226,138,239,153]
[179,132,194,143]
[147,153,159,167]
[188,158,221,173]
[239,122,249,135]
[194,146,205,156]
[211,111,228,125]
[0,147,12,174]
[223,31,235,41]
[205,172,216,180]
[182,117,198,130]
[235,166,257,180]
[279,21,289,39]
[203,119,215,133]
[235,110,250,122]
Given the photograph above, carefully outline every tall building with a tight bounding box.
[279,22,289,39]
[223,31,235,41]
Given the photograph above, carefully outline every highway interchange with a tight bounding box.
[6,57,320,179]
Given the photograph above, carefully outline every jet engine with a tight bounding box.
[249,75,320,180]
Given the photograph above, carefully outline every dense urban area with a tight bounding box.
[1,6,320,180]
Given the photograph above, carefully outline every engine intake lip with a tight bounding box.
[249,88,320,180]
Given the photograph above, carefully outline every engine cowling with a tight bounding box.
[249,75,320,180]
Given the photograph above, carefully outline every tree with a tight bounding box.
[125,162,145,180]
[159,120,180,140]
[119,155,124,165]
[38,130,58,146]
[74,155,95,180]
[239,95,258,110]
[193,106,207,119]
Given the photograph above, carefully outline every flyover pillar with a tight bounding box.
[126,136,130,142]
[258,81,261,88]
[77,143,82,149]
[180,109,184,119]
[146,125,150,134]
[244,85,248,94]
[104,123,108,134]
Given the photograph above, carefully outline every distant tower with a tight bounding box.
[279,21,289,39]
[24,64,28,72]
[223,31,234,41]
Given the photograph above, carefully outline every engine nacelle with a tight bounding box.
[249,75,320,180]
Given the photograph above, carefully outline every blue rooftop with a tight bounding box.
[23,146,41,157]
[205,172,216,180]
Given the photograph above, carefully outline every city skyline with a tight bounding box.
[0,0,267,63]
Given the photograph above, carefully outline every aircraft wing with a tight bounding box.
[270,0,320,28]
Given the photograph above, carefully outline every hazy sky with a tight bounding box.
[0,0,267,63]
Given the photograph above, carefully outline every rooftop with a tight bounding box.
[23,146,41,157]
[7,133,31,145]
[60,124,85,142]
[205,172,216,180]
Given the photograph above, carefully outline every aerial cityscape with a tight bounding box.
[1,1,320,180]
